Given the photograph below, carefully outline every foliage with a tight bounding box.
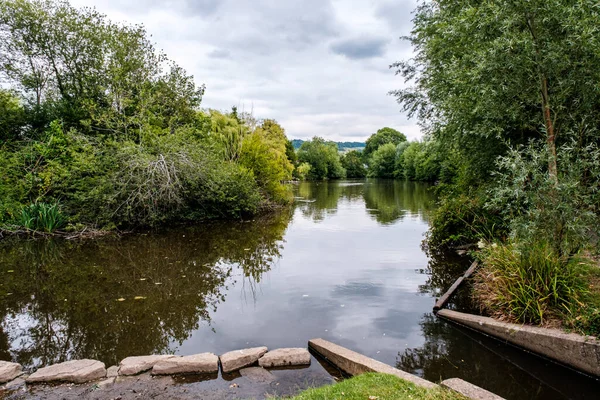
[17,202,65,232]
[0,89,25,143]
[364,127,407,160]
[297,136,346,180]
[473,242,593,328]
[426,192,507,249]
[290,373,464,400]
[0,0,295,230]
[368,143,397,178]
[340,150,366,178]
[392,0,600,184]
[487,139,600,257]
[240,119,293,202]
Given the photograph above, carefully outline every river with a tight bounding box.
[0,180,598,399]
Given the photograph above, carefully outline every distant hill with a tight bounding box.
[291,139,365,151]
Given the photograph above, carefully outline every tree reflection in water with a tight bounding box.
[0,210,292,371]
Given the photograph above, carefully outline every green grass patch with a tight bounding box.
[17,202,65,232]
[288,373,465,400]
[474,241,600,336]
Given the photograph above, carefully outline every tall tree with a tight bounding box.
[364,127,407,159]
[392,0,600,183]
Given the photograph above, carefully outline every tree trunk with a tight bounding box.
[540,76,558,183]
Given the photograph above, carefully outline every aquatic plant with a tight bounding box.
[18,202,65,232]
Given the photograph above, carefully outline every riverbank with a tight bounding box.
[289,373,464,400]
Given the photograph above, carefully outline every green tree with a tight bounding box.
[297,137,346,180]
[392,0,600,184]
[368,143,397,179]
[240,119,293,202]
[340,150,366,178]
[364,127,407,159]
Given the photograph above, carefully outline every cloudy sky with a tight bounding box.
[71,0,420,142]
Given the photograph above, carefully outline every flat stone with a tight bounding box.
[152,353,218,375]
[258,348,311,368]
[442,378,505,400]
[240,367,276,383]
[97,377,116,389]
[220,347,268,373]
[4,375,27,390]
[0,361,23,383]
[27,359,106,384]
[309,338,437,389]
[119,355,178,376]
[106,365,119,378]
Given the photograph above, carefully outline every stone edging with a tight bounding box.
[0,347,311,389]
[437,309,600,378]
[308,338,505,399]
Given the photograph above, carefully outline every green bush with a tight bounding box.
[474,242,591,327]
[18,202,65,232]
[426,192,506,249]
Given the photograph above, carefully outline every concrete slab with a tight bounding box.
[437,309,600,377]
[441,378,505,400]
[308,338,437,389]
[258,348,310,368]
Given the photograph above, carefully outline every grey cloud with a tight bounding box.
[207,48,231,59]
[375,1,415,32]
[330,37,389,59]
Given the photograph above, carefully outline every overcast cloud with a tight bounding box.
[71,0,420,141]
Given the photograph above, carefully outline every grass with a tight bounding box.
[473,241,600,336]
[17,202,65,232]
[287,373,465,400]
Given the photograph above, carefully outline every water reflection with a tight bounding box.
[295,179,436,225]
[0,180,598,400]
[0,211,291,370]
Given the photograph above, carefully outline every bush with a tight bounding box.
[17,202,65,232]
[368,143,396,178]
[488,139,600,257]
[426,192,507,249]
[473,241,591,327]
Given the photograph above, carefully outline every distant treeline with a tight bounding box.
[291,139,365,151]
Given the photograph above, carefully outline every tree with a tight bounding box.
[340,150,366,178]
[368,143,397,178]
[364,127,407,159]
[297,137,345,180]
[392,0,600,184]
[0,0,204,140]
[240,119,293,202]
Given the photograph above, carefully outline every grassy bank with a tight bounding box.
[473,242,600,337]
[289,373,465,400]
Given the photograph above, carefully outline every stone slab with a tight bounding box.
[152,353,219,375]
[119,355,178,376]
[239,367,276,383]
[441,378,505,400]
[220,347,267,373]
[437,309,600,377]
[308,338,437,389]
[0,361,22,384]
[106,365,119,378]
[26,359,106,384]
[258,348,310,368]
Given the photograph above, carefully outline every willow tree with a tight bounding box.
[392,0,600,183]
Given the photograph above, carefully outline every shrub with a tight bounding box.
[18,202,65,232]
[426,192,507,249]
[473,242,588,325]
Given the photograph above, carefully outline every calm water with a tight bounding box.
[0,180,598,399]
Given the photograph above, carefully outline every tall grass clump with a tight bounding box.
[473,242,589,325]
[18,202,66,232]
